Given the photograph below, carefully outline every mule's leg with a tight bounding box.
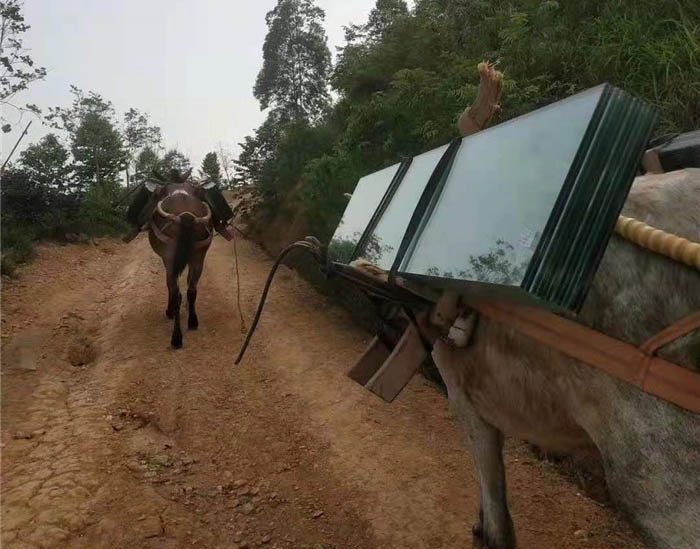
[432,341,515,549]
[167,268,183,348]
[186,255,204,330]
[164,259,176,319]
[163,259,177,319]
[463,405,514,549]
[171,286,183,348]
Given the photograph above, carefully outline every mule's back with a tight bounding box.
[581,168,700,369]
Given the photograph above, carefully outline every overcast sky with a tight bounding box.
[1,0,380,170]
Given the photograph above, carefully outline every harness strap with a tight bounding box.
[640,311,700,356]
[150,220,213,249]
[470,300,700,414]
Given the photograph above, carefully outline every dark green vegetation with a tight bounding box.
[0,83,177,275]
[236,0,700,245]
[200,152,222,184]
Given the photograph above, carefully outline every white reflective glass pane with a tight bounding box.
[328,163,401,263]
[402,87,603,285]
[359,145,449,269]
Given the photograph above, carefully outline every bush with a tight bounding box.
[1,218,37,276]
[76,184,129,236]
[1,167,129,273]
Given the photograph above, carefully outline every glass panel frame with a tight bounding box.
[328,162,401,264]
[397,85,607,287]
[357,144,451,270]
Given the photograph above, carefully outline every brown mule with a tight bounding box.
[147,170,213,348]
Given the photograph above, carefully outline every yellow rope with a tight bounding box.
[615,216,700,271]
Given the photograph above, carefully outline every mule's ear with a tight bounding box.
[182,168,193,182]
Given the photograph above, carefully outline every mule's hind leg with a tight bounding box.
[186,255,204,330]
[167,271,183,348]
[432,340,515,549]
[463,410,514,549]
[163,259,177,319]
[164,259,177,319]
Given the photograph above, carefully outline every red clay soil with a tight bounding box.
[1,236,645,548]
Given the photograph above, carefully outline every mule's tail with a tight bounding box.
[173,213,195,277]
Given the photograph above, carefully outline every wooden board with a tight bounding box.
[347,336,391,386]
[364,323,427,402]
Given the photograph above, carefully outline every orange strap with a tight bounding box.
[469,301,700,414]
[640,311,700,356]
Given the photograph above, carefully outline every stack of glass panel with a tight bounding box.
[328,84,657,311]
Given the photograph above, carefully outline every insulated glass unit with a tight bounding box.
[400,88,603,285]
[357,144,449,270]
[328,163,401,263]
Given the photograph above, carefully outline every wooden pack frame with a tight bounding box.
[342,263,700,413]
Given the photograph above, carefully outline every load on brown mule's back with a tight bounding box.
[125,168,234,348]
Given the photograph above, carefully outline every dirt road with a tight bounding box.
[1,235,644,548]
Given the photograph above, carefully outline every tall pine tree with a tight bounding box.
[253,0,331,122]
[200,152,222,183]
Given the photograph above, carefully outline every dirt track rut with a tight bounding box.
[1,235,644,548]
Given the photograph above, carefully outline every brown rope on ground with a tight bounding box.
[232,231,247,333]
[234,237,323,365]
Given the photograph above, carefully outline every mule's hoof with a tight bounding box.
[171,334,183,349]
[471,523,515,549]
[188,316,199,330]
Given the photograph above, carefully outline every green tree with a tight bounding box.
[344,0,408,45]
[46,86,115,135]
[234,109,284,189]
[72,112,126,189]
[0,0,46,132]
[123,107,162,187]
[200,152,221,183]
[18,133,76,193]
[254,0,331,121]
[135,146,160,181]
[45,86,127,188]
[159,148,191,176]
[240,0,700,248]
[332,0,411,102]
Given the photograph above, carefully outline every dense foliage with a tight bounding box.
[1,104,192,274]
[236,0,700,242]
